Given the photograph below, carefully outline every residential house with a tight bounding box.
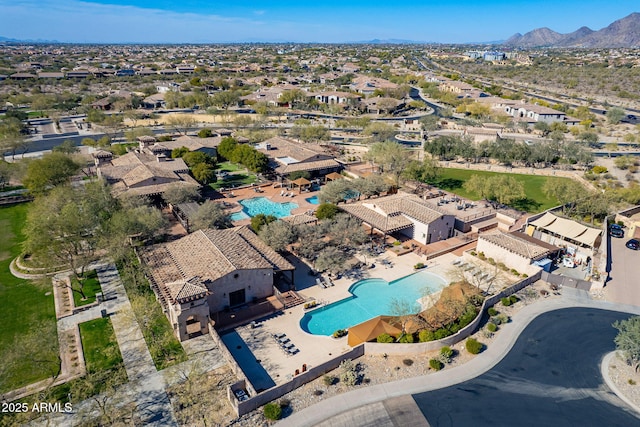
[311,91,362,106]
[476,231,559,276]
[138,226,295,341]
[340,193,456,245]
[256,136,342,179]
[95,138,200,198]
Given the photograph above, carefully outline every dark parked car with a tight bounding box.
[610,228,625,238]
[626,239,640,250]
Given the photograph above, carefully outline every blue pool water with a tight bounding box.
[300,270,446,336]
[230,211,250,221]
[306,195,319,204]
[231,197,298,220]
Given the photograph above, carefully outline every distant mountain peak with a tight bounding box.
[503,13,640,48]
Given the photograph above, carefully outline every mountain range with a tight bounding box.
[504,12,640,48]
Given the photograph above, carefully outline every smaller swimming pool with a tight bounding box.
[233,197,298,220]
[230,211,250,221]
[305,195,319,205]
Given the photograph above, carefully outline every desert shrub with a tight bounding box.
[591,165,608,174]
[434,328,451,340]
[398,333,414,343]
[629,379,637,385]
[419,329,436,342]
[466,337,483,354]
[493,313,509,325]
[440,346,454,363]
[487,307,498,316]
[487,322,498,332]
[470,251,477,256]
[340,370,357,386]
[478,252,486,260]
[429,358,444,371]
[521,273,528,278]
[509,295,518,304]
[393,240,401,246]
[402,359,414,366]
[487,258,496,265]
[501,297,512,306]
[333,329,347,338]
[377,333,395,343]
[323,375,336,386]
[414,262,425,269]
[510,268,519,275]
[314,389,324,396]
[263,403,282,420]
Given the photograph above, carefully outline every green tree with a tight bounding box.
[366,140,413,186]
[198,128,214,138]
[190,202,231,230]
[614,316,640,372]
[182,151,214,168]
[52,139,79,154]
[171,146,190,158]
[23,152,81,195]
[315,246,348,274]
[606,107,626,125]
[24,181,116,281]
[315,203,339,220]
[217,137,238,161]
[166,115,197,135]
[162,183,200,205]
[191,163,216,184]
[259,220,297,252]
[251,213,276,233]
[363,122,396,142]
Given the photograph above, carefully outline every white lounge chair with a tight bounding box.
[452,259,462,266]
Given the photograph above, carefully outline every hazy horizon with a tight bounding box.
[0,1,637,44]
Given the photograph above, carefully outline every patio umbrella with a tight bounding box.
[347,315,402,347]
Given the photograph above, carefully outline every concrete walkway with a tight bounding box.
[278,288,640,427]
[94,263,178,426]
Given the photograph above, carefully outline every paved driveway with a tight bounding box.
[605,233,640,306]
[412,308,639,426]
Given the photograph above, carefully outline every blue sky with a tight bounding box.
[0,0,637,43]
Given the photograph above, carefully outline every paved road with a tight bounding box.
[605,234,640,307]
[412,307,640,426]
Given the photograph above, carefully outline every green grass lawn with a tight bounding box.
[209,173,258,190]
[72,269,102,307]
[427,168,569,213]
[118,256,187,370]
[0,203,57,393]
[216,161,243,173]
[79,317,123,373]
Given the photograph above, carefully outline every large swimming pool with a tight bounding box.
[230,197,298,221]
[300,270,446,336]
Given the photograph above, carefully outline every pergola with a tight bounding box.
[325,172,344,182]
[290,177,311,193]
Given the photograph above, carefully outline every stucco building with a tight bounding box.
[139,226,295,341]
[340,193,455,245]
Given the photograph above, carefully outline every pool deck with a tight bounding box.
[220,183,320,226]
[228,251,461,388]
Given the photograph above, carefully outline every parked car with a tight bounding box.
[626,239,640,250]
[610,225,625,238]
